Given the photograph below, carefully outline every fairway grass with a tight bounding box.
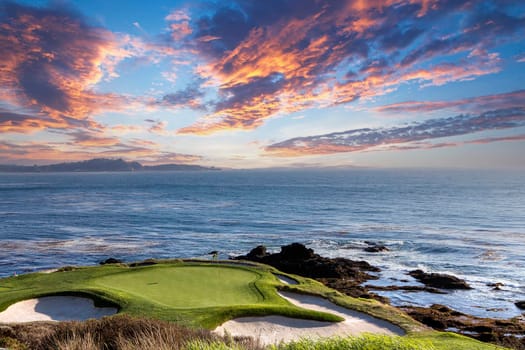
[93,265,263,308]
[0,260,510,349]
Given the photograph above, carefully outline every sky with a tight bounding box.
[1,0,524,169]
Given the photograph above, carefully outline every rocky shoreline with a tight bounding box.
[234,243,525,350]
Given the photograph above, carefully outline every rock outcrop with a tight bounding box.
[234,243,386,301]
[408,269,471,289]
[99,258,122,265]
[403,304,525,349]
[236,243,524,349]
[364,244,389,253]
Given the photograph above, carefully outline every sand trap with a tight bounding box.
[0,296,117,323]
[214,291,403,345]
[275,274,298,285]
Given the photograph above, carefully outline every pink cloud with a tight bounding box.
[176,0,521,134]
[266,107,525,157]
[0,2,139,134]
[376,90,525,114]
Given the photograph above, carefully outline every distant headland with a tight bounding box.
[0,158,220,173]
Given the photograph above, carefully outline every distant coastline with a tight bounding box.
[0,158,220,173]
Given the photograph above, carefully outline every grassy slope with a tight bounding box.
[0,260,508,349]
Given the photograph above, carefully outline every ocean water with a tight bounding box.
[1,169,524,319]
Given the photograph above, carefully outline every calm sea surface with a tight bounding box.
[1,169,524,318]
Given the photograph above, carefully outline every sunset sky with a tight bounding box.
[1,0,524,168]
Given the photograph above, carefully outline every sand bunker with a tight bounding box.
[275,274,298,285]
[214,291,403,345]
[0,296,117,323]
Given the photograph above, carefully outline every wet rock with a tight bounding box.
[280,242,315,260]
[408,269,471,289]
[465,325,494,333]
[245,245,268,259]
[402,304,525,349]
[422,316,447,330]
[364,244,389,253]
[516,301,525,310]
[366,284,447,294]
[487,282,504,290]
[235,243,383,301]
[99,257,122,265]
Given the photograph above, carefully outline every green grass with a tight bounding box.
[0,260,510,349]
[408,331,508,350]
[185,334,506,350]
[270,334,435,350]
[93,265,263,308]
[184,340,247,350]
[0,261,341,328]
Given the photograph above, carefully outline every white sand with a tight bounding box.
[214,291,403,345]
[0,296,117,323]
[275,274,298,285]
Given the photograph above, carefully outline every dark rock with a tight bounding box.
[421,316,447,330]
[433,304,453,313]
[409,269,471,289]
[366,284,447,294]
[402,304,525,349]
[364,245,389,253]
[280,242,315,260]
[494,320,514,327]
[208,251,219,255]
[246,245,268,259]
[99,258,122,265]
[516,301,525,310]
[234,243,382,301]
[129,259,158,267]
[487,282,504,290]
[465,325,494,333]
[477,332,497,342]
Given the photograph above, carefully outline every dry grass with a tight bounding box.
[53,332,99,350]
[0,315,242,350]
[0,317,509,350]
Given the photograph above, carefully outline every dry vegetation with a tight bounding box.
[0,315,262,350]
[0,315,509,350]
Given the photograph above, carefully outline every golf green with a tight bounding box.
[93,265,263,308]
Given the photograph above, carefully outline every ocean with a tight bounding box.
[1,169,524,319]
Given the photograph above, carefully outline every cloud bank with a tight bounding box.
[175,0,524,134]
[0,1,137,133]
[266,107,525,156]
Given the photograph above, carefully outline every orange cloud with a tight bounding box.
[0,2,138,134]
[179,0,517,135]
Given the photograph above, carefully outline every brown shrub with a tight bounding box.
[1,315,218,350]
[0,315,269,350]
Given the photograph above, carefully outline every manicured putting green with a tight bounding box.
[93,265,263,308]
